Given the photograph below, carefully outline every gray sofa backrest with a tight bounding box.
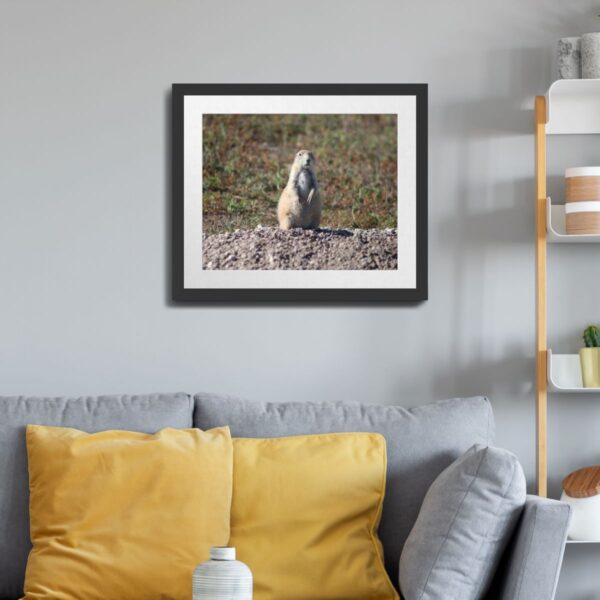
[0,393,494,598]
[0,393,193,600]
[193,393,495,588]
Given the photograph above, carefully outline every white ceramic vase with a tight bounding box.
[558,37,581,79]
[193,547,252,600]
[560,492,600,541]
[582,32,600,79]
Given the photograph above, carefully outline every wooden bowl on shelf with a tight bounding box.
[566,167,600,235]
[561,465,600,541]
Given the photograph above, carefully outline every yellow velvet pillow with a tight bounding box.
[23,425,233,600]
[230,433,399,600]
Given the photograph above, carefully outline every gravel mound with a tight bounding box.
[202,226,398,270]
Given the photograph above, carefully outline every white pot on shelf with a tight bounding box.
[561,493,600,540]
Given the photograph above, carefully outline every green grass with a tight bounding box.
[202,114,397,234]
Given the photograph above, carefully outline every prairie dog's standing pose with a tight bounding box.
[277,149,321,230]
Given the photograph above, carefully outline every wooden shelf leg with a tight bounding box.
[535,95,548,497]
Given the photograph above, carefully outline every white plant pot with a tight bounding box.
[560,491,600,541]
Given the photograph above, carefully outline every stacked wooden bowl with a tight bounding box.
[566,167,600,234]
[561,465,600,541]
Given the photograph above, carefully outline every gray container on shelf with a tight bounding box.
[558,37,581,79]
[582,32,600,78]
[193,547,253,600]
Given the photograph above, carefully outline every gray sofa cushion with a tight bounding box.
[399,445,526,600]
[0,393,193,600]
[193,393,494,587]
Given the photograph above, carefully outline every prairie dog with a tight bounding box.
[277,150,321,230]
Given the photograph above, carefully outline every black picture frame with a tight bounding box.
[172,83,428,304]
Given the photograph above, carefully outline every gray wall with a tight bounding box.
[1,1,599,597]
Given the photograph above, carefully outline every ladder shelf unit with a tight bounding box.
[535,79,600,498]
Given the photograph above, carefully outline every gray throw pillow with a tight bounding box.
[399,445,526,600]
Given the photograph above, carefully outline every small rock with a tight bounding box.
[202,226,397,270]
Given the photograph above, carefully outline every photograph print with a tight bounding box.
[172,84,427,302]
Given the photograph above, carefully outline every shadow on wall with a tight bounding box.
[425,46,552,406]
[437,178,535,246]
[431,350,535,403]
[438,47,551,138]
[431,175,536,402]
[547,174,567,202]
[164,89,173,307]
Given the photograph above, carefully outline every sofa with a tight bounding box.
[0,393,570,600]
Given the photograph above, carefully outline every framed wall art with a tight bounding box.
[172,84,427,303]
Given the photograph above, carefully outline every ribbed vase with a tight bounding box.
[193,547,252,600]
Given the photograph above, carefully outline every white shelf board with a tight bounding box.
[548,349,600,393]
[566,539,600,544]
[546,197,600,243]
[546,79,600,135]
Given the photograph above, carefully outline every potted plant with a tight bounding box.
[580,325,600,387]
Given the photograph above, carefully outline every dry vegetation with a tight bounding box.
[202,114,397,234]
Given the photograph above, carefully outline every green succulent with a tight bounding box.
[583,325,600,347]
